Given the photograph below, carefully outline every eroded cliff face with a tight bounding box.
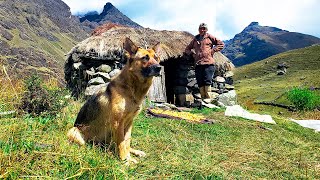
[0,0,89,80]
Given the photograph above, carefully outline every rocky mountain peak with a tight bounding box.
[101,2,115,15]
[242,21,283,34]
[80,2,141,30]
[248,21,259,27]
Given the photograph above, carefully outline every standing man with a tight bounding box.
[184,23,224,103]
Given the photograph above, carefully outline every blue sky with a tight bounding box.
[62,0,320,40]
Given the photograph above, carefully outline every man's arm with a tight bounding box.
[209,34,224,52]
[184,38,196,55]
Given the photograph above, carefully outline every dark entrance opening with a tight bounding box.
[160,58,179,104]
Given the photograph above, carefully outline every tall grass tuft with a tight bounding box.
[287,87,320,111]
[18,74,69,117]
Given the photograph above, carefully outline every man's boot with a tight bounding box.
[199,86,205,100]
[203,85,211,104]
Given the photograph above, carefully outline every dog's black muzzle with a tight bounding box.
[141,64,161,77]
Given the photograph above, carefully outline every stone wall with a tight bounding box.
[64,53,123,98]
[173,57,236,107]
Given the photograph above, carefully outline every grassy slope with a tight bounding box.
[0,101,320,179]
[0,11,82,112]
[234,45,320,119]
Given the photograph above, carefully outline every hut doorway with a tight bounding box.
[160,58,179,104]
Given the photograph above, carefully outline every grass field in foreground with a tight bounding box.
[1,101,320,179]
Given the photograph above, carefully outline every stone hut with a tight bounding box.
[64,23,235,107]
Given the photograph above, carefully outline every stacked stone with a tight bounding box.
[65,53,122,98]
[212,70,236,106]
[173,58,199,107]
[173,61,235,107]
[211,71,235,96]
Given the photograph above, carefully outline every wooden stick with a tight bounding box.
[254,101,296,111]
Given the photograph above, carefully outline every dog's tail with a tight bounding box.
[67,127,86,145]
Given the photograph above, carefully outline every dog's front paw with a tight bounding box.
[124,155,138,166]
[130,148,146,157]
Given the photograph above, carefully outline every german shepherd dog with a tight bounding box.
[67,37,161,164]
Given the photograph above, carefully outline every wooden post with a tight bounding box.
[148,66,166,102]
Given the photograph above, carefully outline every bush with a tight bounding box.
[287,87,320,110]
[19,74,69,117]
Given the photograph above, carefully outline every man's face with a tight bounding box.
[198,27,207,36]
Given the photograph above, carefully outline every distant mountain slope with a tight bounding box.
[80,2,142,31]
[222,22,320,67]
[234,45,320,112]
[0,0,89,80]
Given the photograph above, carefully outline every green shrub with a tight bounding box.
[19,74,69,117]
[287,87,320,110]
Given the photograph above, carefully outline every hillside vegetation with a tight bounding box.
[234,44,320,118]
[0,0,88,80]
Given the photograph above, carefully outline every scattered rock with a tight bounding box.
[277,70,286,75]
[218,90,237,106]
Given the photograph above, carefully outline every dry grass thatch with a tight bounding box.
[67,23,234,70]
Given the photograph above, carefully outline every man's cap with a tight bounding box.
[199,23,208,30]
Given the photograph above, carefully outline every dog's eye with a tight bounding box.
[142,55,149,61]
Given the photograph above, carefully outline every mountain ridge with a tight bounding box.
[222,22,320,66]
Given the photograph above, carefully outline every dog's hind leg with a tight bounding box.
[67,127,86,145]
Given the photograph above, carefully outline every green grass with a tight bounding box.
[234,45,320,119]
[1,100,320,179]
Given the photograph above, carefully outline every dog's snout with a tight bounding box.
[150,64,161,76]
[141,64,162,77]
[153,64,161,72]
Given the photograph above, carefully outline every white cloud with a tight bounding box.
[61,0,320,40]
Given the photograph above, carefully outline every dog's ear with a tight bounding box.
[123,37,138,55]
[152,42,161,56]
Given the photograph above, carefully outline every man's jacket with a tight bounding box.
[185,33,224,65]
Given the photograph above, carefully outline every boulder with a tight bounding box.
[218,90,237,106]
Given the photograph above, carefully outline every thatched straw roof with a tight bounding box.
[67,23,234,71]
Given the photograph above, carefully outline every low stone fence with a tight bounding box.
[173,56,236,107]
[64,52,123,98]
